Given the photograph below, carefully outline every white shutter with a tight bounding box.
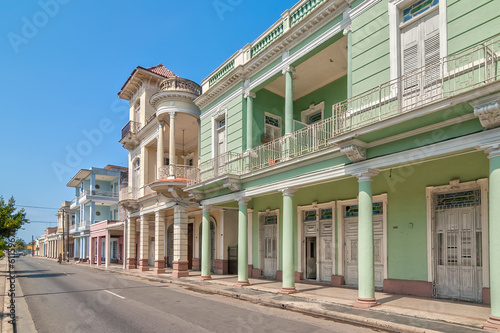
[401,22,419,92]
[423,11,440,87]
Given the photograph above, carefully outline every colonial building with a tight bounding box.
[67,165,127,263]
[56,201,74,261]
[184,0,500,330]
[119,65,202,276]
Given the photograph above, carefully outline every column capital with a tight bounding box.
[343,24,352,35]
[355,169,380,182]
[201,205,212,213]
[244,90,256,99]
[282,65,296,75]
[480,143,500,159]
[237,197,252,205]
[169,111,176,119]
[280,187,298,197]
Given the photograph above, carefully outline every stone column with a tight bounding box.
[200,206,212,280]
[172,204,189,278]
[97,236,102,266]
[282,66,295,135]
[245,92,256,151]
[105,230,110,268]
[353,170,379,308]
[126,217,137,269]
[168,112,176,178]
[157,121,165,179]
[154,211,166,274]
[89,237,95,264]
[484,146,500,331]
[235,197,251,287]
[280,187,297,294]
[138,215,149,272]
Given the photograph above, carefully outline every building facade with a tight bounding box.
[67,165,127,263]
[184,0,500,330]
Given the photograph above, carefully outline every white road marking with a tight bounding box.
[105,290,125,299]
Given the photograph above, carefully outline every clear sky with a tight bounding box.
[0,0,298,243]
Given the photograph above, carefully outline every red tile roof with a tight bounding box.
[145,64,178,79]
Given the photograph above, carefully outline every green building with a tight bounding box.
[186,0,500,329]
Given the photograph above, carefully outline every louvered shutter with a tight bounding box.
[401,22,419,93]
[423,11,440,87]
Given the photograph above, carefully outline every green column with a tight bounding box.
[280,188,297,294]
[200,207,212,280]
[245,92,255,151]
[283,66,294,135]
[236,197,251,286]
[344,25,352,99]
[354,171,379,308]
[489,153,500,317]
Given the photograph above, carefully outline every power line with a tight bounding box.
[29,221,57,223]
[18,205,59,210]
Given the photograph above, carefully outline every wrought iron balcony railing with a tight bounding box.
[158,164,197,180]
[80,190,119,199]
[188,34,500,186]
[121,120,140,140]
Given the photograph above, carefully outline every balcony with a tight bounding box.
[79,190,119,205]
[120,120,141,149]
[70,196,79,209]
[119,186,137,202]
[188,34,500,186]
[150,164,197,197]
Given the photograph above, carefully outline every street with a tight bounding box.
[14,257,386,333]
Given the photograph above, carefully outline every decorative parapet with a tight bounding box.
[209,60,235,88]
[202,0,332,93]
[290,0,327,27]
[250,23,284,58]
[159,77,202,96]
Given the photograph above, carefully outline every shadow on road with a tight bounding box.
[16,272,73,278]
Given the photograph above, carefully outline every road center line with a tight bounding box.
[105,290,125,299]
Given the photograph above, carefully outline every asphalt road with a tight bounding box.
[15,257,385,333]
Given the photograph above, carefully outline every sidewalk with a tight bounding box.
[71,261,491,333]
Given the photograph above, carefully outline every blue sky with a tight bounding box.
[0,0,298,243]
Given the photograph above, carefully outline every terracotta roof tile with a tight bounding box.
[146,64,178,79]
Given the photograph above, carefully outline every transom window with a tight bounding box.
[264,113,281,141]
[345,202,383,217]
[264,215,278,225]
[403,0,438,23]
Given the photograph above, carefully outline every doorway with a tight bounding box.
[260,213,278,279]
[305,237,317,280]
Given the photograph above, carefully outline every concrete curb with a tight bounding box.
[69,261,485,333]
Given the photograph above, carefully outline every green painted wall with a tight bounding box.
[253,89,285,147]
[374,151,489,280]
[250,151,489,281]
[294,75,347,120]
[447,0,500,54]
[351,0,390,96]
[199,92,245,163]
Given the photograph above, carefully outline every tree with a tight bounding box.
[0,196,29,240]
[14,238,26,250]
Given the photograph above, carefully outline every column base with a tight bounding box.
[279,287,297,294]
[352,297,380,309]
[126,258,137,270]
[484,315,500,331]
[234,280,251,287]
[199,275,212,281]
[138,259,149,272]
[172,261,189,278]
[154,260,165,274]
